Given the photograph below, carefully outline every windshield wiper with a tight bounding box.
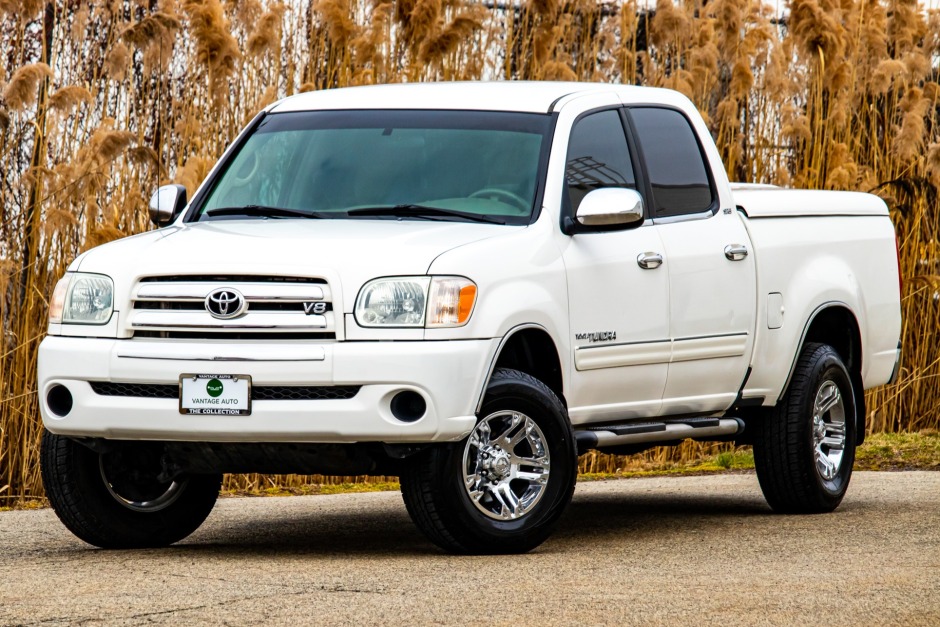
[347,204,506,225]
[204,205,325,219]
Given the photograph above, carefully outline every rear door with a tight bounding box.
[626,107,756,414]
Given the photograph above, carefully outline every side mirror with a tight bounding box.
[576,187,644,228]
[149,184,188,226]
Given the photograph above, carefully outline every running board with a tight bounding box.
[575,417,745,451]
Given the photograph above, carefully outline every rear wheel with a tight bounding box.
[41,431,221,548]
[753,343,857,513]
[400,368,577,554]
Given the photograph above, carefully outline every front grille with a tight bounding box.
[91,382,178,398]
[252,386,360,401]
[128,274,336,340]
[90,382,360,401]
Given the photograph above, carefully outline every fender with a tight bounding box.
[779,301,868,444]
[779,300,858,402]
[474,323,560,414]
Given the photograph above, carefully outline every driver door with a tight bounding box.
[560,108,671,424]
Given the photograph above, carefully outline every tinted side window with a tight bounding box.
[565,110,635,213]
[630,108,713,218]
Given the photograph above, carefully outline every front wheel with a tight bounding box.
[41,431,222,548]
[400,368,577,554]
[753,343,857,513]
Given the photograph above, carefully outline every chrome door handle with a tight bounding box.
[637,252,663,270]
[724,244,748,261]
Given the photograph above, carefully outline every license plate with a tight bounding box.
[179,374,251,416]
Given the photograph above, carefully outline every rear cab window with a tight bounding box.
[627,107,715,219]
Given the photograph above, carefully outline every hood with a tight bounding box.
[76,219,518,312]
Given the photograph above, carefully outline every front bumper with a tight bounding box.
[38,336,499,443]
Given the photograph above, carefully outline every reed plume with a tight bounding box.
[2,63,52,112]
[47,86,91,113]
[183,0,240,89]
[247,5,286,58]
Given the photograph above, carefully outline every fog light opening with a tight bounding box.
[390,391,426,423]
[47,385,73,417]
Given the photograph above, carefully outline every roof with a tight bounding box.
[268,81,687,114]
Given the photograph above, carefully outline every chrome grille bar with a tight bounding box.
[130,311,329,330]
[136,283,327,302]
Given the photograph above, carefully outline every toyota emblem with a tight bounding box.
[205,288,247,319]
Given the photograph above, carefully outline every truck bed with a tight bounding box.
[732,184,890,218]
[730,183,900,403]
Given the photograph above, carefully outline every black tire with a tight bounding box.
[400,368,577,554]
[753,342,857,513]
[40,430,221,548]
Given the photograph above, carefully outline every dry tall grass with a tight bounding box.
[1,0,938,500]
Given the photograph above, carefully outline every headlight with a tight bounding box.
[49,273,114,325]
[355,276,477,328]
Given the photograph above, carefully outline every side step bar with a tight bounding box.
[575,417,745,451]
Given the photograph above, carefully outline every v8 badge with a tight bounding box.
[303,302,327,315]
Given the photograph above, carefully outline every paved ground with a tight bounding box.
[1,472,938,626]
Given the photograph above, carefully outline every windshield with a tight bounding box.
[194,110,553,225]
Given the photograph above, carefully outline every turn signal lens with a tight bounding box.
[427,277,477,328]
[49,275,70,324]
[457,284,476,324]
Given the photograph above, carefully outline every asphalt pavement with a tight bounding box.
[1,471,938,626]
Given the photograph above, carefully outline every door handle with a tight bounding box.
[637,252,663,270]
[724,244,748,261]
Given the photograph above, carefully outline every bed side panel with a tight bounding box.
[739,214,900,403]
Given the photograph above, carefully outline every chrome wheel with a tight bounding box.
[812,379,847,481]
[99,456,187,513]
[462,410,551,521]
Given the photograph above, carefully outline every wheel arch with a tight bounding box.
[783,302,867,444]
[476,325,565,413]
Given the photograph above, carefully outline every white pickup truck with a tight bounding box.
[38,82,902,554]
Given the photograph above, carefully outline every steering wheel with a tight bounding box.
[229,152,259,188]
[468,187,530,212]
